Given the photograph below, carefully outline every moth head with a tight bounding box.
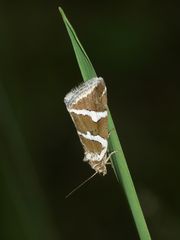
[88,159,107,176]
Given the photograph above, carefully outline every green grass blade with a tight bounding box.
[59,7,96,81]
[108,112,151,240]
[59,7,151,240]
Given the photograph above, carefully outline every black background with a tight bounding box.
[0,1,179,239]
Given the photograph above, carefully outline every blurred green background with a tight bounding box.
[0,1,179,239]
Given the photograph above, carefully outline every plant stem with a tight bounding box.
[59,7,151,240]
[108,112,151,240]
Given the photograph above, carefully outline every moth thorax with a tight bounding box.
[88,159,107,176]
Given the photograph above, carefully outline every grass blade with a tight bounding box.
[59,7,151,240]
[59,7,96,81]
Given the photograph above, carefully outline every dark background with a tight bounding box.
[0,1,179,239]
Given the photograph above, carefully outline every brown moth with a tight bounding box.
[64,77,109,176]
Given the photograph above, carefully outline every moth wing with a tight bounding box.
[65,78,108,161]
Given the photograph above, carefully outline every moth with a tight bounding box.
[64,77,110,176]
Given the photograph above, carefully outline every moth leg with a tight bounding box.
[108,128,115,138]
[105,151,117,164]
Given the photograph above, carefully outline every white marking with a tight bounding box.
[69,109,107,122]
[78,131,107,148]
[77,131,108,161]
[64,77,104,107]
[84,148,107,161]
[101,86,107,97]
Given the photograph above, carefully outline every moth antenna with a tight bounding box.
[65,172,97,199]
